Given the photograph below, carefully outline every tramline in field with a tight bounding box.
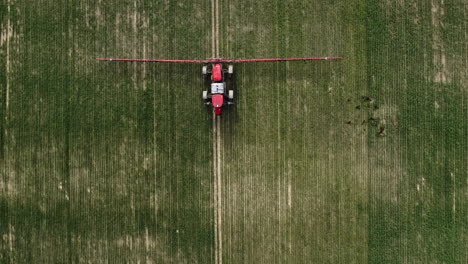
[96,57,342,115]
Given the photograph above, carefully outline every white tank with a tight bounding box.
[211,83,225,94]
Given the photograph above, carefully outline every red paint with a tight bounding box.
[212,94,224,115]
[228,57,342,63]
[96,57,343,64]
[212,64,223,82]
[96,58,211,63]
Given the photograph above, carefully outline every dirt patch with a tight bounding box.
[215,0,220,57]
[2,2,13,111]
[431,0,448,84]
[0,23,13,47]
[211,0,215,57]
[113,232,175,263]
[0,170,16,196]
[95,0,103,29]
[141,14,149,90]
[287,160,292,209]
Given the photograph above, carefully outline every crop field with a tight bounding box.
[1,0,467,263]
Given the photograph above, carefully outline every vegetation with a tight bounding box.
[1,0,466,263]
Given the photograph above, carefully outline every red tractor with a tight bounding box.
[97,57,341,115]
[201,62,234,115]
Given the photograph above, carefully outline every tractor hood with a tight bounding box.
[212,64,223,82]
[212,94,224,115]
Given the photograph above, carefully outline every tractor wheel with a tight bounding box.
[202,66,207,75]
[228,65,234,74]
[228,90,234,100]
[202,90,208,100]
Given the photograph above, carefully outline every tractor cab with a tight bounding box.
[211,83,224,94]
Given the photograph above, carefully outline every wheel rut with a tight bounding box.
[211,0,222,263]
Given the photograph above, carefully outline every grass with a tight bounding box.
[365,1,467,262]
[1,0,214,263]
[221,1,368,262]
[1,0,467,263]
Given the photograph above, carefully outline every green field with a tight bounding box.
[1,0,467,263]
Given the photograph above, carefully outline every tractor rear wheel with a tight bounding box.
[202,90,208,101]
[228,65,234,74]
[228,90,234,100]
[202,66,207,75]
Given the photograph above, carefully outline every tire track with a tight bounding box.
[211,0,215,58]
[212,113,219,264]
[3,0,13,257]
[215,0,219,58]
[212,113,222,264]
[216,115,222,264]
[212,0,222,263]
[4,0,11,111]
